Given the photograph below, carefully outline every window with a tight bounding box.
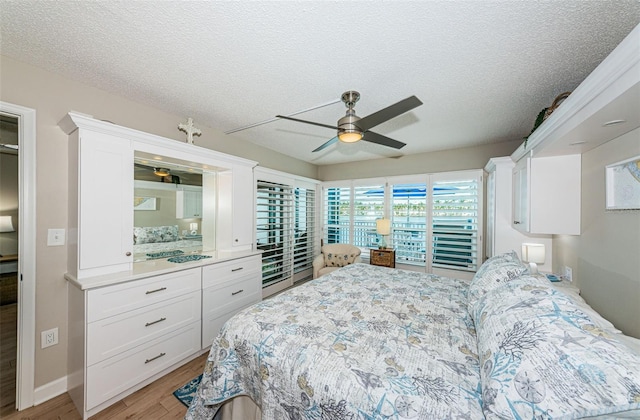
[353,184,385,249]
[320,170,482,274]
[391,183,427,265]
[256,180,293,288]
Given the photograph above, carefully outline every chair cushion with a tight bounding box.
[324,251,359,267]
[321,244,361,268]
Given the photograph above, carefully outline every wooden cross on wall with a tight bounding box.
[178,117,202,144]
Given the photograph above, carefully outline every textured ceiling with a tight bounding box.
[1,1,639,165]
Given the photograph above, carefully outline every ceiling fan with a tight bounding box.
[276,91,422,152]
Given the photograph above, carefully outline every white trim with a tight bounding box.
[0,102,37,410]
[33,376,68,406]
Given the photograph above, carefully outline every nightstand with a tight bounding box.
[370,248,395,268]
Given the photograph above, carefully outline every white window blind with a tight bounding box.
[293,187,316,279]
[323,186,350,244]
[256,180,293,288]
[391,183,427,265]
[431,178,479,271]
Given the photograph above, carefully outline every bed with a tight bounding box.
[133,225,203,261]
[186,252,640,419]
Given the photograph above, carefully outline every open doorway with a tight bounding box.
[0,115,19,415]
[0,102,36,414]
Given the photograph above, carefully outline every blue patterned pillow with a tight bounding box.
[475,277,640,419]
[467,250,528,318]
[133,225,179,244]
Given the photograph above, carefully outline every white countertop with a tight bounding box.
[65,249,262,290]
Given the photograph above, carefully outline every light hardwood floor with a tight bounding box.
[1,302,18,418]
[1,352,208,420]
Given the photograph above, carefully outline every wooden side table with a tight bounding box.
[370,248,395,268]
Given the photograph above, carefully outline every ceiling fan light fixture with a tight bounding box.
[154,167,170,177]
[338,130,363,143]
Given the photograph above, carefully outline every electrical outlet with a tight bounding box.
[564,266,573,282]
[41,327,58,349]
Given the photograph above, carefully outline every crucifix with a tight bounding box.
[178,117,202,144]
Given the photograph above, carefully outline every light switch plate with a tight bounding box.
[47,228,65,246]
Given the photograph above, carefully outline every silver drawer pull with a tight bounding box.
[145,287,167,295]
[144,352,166,364]
[231,267,243,272]
[231,289,244,296]
[145,317,167,327]
[513,221,521,224]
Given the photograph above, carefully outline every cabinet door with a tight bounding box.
[232,164,254,247]
[176,188,202,218]
[512,158,529,232]
[79,130,133,272]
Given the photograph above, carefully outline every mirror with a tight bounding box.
[132,152,218,262]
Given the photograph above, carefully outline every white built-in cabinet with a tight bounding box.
[59,112,262,419]
[176,186,203,218]
[512,154,581,235]
[66,128,134,278]
[485,157,533,258]
[217,164,255,250]
[201,255,262,348]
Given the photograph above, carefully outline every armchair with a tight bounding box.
[312,243,362,279]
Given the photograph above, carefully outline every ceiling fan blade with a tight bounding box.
[276,115,338,130]
[362,131,407,149]
[357,95,422,132]
[312,137,339,152]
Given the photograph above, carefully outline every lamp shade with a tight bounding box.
[521,243,545,264]
[338,130,363,143]
[0,216,14,233]
[376,218,391,235]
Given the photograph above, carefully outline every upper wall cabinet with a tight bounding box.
[59,112,257,279]
[176,186,203,219]
[512,154,581,235]
[67,128,134,277]
[216,164,255,250]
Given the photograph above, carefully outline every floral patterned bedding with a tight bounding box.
[186,254,640,420]
[187,263,483,419]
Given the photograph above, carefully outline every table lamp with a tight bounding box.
[376,218,391,249]
[521,243,545,274]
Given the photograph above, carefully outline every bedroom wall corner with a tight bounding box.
[554,127,640,338]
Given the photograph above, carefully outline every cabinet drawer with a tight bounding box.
[202,256,260,289]
[203,274,260,316]
[86,322,200,410]
[87,291,201,366]
[87,268,200,323]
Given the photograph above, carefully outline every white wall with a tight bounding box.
[554,128,640,338]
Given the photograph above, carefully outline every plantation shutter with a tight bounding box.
[431,177,479,271]
[293,186,316,280]
[323,186,350,244]
[256,180,294,287]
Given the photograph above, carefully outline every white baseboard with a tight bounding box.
[33,375,68,406]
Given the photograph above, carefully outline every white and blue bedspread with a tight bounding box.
[186,263,483,419]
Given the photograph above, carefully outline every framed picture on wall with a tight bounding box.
[134,196,157,211]
[605,155,640,210]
